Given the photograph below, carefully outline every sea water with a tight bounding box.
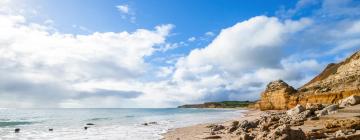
[0,108,246,140]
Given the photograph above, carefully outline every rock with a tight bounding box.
[142,122,157,126]
[324,104,338,112]
[86,123,95,125]
[14,128,20,133]
[49,128,53,131]
[292,110,311,122]
[339,95,360,107]
[305,103,323,112]
[206,124,216,128]
[266,125,307,140]
[231,121,239,127]
[307,116,319,120]
[148,121,157,125]
[228,122,238,133]
[316,104,338,117]
[238,133,252,140]
[335,130,346,137]
[325,119,360,129]
[286,104,305,116]
[203,135,221,139]
[238,120,257,131]
[211,125,225,131]
[315,110,327,117]
[257,80,297,110]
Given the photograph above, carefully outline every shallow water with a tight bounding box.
[0,108,246,140]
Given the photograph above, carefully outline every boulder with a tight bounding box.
[339,95,360,108]
[292,110,311,122]
[228,121,239,133]
[316,104,338,117]
[238,133,252,140]
[335,130,346,137]
[238,120,258,131]
[211,125,225,131]
[266,125,307,140]
[286,104,305,116]
[305,103,324,112]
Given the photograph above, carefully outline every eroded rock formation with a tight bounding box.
[258,51,360,110]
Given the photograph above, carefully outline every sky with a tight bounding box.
[0,0,360,108]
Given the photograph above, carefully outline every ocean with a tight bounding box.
[0,108,246,140]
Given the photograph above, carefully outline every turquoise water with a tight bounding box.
[0,108,245,140]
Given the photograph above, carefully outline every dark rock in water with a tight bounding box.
[86,123,95,125]
[148,121,157,125]
[142,122,157,126]
[84,126,88,130]
[14,128,20,133]
[49,128,53,131]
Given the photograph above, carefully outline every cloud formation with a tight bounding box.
[1,0,360,108]
[0,13,173,108]
[170,16,314,102]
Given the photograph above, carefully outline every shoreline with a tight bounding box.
[161,109,263,140]
[162,103,360,140]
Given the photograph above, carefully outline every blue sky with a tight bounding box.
[0,0,360,108]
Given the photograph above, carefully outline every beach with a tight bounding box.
[162,103,360,140]
[162,109,263,140]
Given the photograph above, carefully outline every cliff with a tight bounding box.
[258,51,360,110]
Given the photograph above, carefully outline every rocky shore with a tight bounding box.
[163,51,360,139]
[162,95,360,140]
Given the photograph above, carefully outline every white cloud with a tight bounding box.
[116,5,129,14]
[188,37,196,42]
[205,31,215,36]
[0,13,174,108]
[116,4,136,23]
[170,16,314,102]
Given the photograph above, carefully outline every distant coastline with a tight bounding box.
[177,101,256,109]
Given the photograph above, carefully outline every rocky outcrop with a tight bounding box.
[258,51,360,110]
[257,80,296,110]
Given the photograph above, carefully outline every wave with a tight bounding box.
[0,121,33,127]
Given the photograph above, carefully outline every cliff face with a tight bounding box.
[258,51,360,110]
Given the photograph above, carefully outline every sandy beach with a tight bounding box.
[162,109,264,140]
[163,104,360,140]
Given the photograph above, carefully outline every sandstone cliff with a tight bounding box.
[258,51,360,110]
